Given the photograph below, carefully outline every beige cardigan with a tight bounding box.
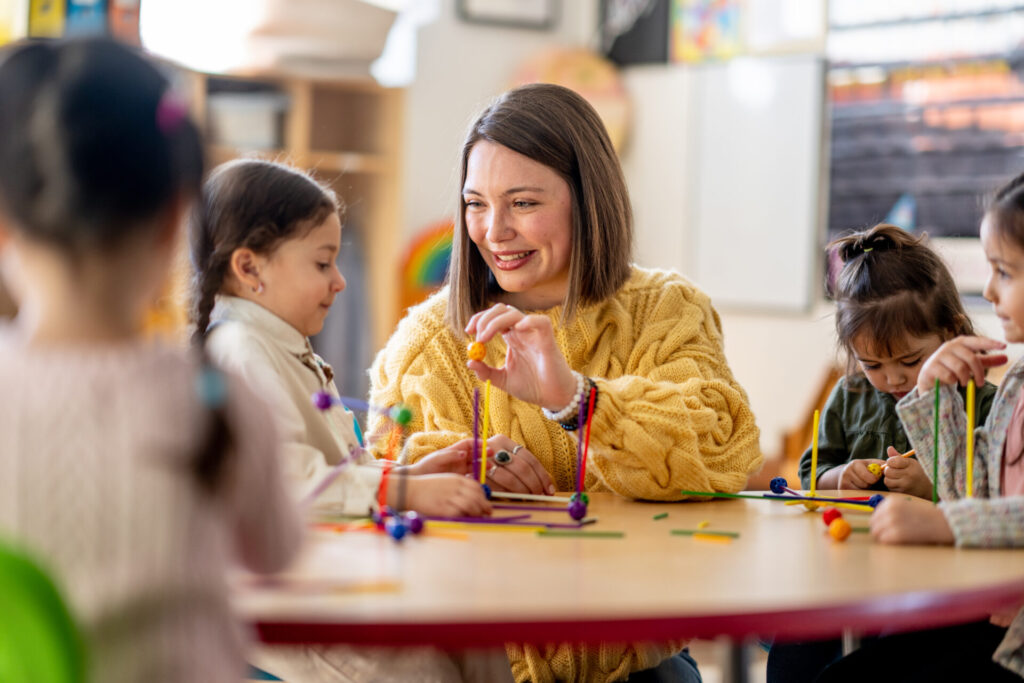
[208,296,382,515]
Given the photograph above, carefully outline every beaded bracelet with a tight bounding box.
[542,370,585,423]
[559,377,599,432]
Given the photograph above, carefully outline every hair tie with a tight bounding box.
[156,90,189,135]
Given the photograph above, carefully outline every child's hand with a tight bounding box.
[409,439,476,476]
[482,435,555,496]
[837,460,884,490]
[882,446,932,499]
[402,473,492,518]
[870,495,955,545]
[915,336,1007,395]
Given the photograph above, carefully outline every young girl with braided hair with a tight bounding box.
[0,38,301,681]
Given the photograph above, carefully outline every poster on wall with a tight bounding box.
[670,0,741,63]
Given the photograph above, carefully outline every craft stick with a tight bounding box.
[537,530,624,538]
[424,514,532,523]
[933,377,940,504]
[881,449,914,472]
[579,386,596,491]
[692,533,734,544]
[480,380,491,485]
[472,387,480,480]
[671,529,740,538]
[966,379,975,498]
[681,490,774,501]
[783,500,875,512]
[490,491,573,503]
[301,451,362,507]
[576,385,585,491]
[652,512,669,520]
[492,504,570,512]
[428,521,545,533]
[764,493,874,505]
[810,409,820,498]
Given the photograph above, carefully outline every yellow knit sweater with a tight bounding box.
[369,266,763,682]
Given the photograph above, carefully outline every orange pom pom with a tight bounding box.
[828,517,852,542]
[467,341,486,361]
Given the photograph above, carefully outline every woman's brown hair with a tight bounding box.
[446,83,633,333]
[829,223,974,375]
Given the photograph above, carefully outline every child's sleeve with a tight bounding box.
[222,372,303,573]
[211,332,383,515]
[897,384,971,500]
[797,379,849,489]
[940,495,1024,548]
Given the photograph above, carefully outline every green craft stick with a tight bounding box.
[851,527,870,533]
[536,530,625,538]
[652,512,669,520]
[934,377,940,504]
[670,529,740,538]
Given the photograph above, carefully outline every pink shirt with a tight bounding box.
[1001,390,1024,496]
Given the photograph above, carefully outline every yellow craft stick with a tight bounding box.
[479,380,491,485]
[810,409,820,498]
[966,380,975,498]
[784,500,875,513]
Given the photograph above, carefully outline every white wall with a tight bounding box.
[402,0,597,236]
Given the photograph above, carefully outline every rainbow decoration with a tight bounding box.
[400,220,453,313]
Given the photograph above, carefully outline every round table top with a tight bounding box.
[235,492,1024,647]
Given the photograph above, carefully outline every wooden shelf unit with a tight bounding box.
[188,71,404,351]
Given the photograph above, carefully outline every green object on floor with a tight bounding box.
[0,540,87,683]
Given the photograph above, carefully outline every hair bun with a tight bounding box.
[840,232,896,262]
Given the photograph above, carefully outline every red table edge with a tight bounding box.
[255,576,1024,647]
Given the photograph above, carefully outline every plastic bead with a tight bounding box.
[385,516,407,541]
[568,500,588,520]
[822,507,842,527]
[769,477,788,494]
[404,512,424,535]
[828,517,852,541]
[867,494,884,508]
[389,404,413,426]
[570,492,590,505]
[481,483,492,500]
[467,341,486,362]
[867,463,882,477]
[312,391,333,411]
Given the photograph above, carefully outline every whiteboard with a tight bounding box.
[691,55,824,312]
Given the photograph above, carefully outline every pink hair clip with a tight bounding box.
[156,90,189,134]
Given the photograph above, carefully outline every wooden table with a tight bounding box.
[236,492,1024,677]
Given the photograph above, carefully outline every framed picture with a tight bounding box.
[456,0,559,31]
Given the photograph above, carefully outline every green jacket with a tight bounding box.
[798,374,997,490]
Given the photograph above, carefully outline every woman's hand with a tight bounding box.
[465,303,577,411]
[915,336,1007,396]
[408,438,476,476]
[482,435,555,495]
[870,494,955,545]
[882,446,932,499]
[400,473,492,517]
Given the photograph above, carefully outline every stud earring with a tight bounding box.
[252,282,264,294]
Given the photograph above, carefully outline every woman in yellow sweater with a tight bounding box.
[370,83,763,682]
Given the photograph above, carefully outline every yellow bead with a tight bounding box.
[828,518,851,542]
[467,341,486,362]
[868,463,882,477]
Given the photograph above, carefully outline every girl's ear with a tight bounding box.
[228,248,265,294]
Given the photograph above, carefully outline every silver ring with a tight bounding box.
[512,444,524,456]
[494,449,513,465]
[487,464,497,478]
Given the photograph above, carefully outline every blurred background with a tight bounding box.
[2,0,1023,485]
